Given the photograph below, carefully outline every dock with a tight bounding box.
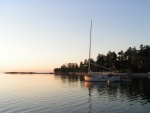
[118,73,150,78]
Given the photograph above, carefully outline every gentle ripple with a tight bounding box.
[0,73,150,113]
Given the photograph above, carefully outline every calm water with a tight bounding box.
[0,73,150,113]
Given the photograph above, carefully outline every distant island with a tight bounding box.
[5,72,55,74]
[54,44,150,74]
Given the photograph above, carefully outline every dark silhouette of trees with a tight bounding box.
[54,44,150,73]
[96,54,106,72]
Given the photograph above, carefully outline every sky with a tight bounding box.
[0,0,150,72]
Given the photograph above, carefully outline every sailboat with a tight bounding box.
[84,20,120,82]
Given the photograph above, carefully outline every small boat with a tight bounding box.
[84,20,120,82]
[121,73,132,82]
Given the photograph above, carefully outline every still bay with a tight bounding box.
[0,73,150,113]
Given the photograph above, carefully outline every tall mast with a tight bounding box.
[88,20,92,74]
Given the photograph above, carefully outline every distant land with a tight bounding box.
[4,72,55,74]
[54,44,150,73]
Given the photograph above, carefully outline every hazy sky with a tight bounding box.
[0,0,150,72]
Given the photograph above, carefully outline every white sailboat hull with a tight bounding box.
[85,76,108,82]
[84,75,120,82]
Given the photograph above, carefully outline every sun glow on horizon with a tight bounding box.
[0,0,150,72]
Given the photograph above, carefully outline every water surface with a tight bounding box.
[0,73,150,113]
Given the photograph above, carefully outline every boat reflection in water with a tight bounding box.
[84,81,109,89]
[84,81,120,92]
[84,81,120,113]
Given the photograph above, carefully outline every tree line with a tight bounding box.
[54,44,150,73]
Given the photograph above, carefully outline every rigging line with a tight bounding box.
[90,63,115,71]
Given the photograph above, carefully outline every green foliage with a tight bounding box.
[54,44,150,73]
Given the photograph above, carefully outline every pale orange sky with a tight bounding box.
[0,0,150,72]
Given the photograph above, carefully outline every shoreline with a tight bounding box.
[55,72,150,78]
[4,72,150,78]
[119,73,150,78]
[4,72,55,74]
